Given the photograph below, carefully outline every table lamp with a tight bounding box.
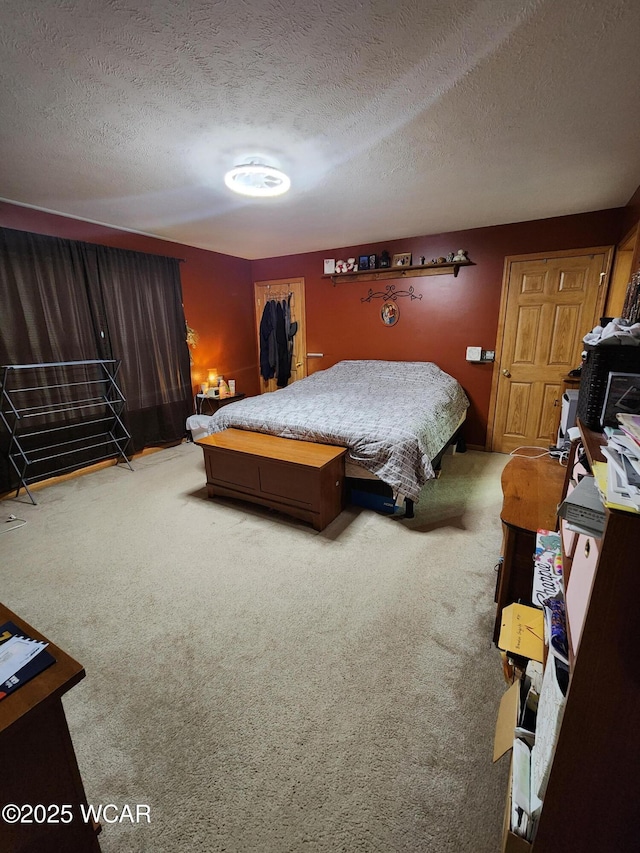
[207,368,219,397]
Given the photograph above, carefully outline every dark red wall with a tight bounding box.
[0,201,257,397]
[251,209,625,446]
[1,200,631,447]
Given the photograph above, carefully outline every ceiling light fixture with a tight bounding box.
[224,161,291,198]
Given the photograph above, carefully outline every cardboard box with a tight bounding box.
[494,681,520,763]
[501,781,533,853]
[494,681,533,853]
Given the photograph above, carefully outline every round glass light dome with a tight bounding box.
[224,163,291,197]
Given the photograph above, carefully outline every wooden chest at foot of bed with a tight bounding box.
[196,429,347,531]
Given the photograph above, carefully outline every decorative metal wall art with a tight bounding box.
[360,283,423,304]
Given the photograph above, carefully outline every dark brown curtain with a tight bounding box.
[0,228,100,364]
[0,226,192,491]
[90,244,192,451]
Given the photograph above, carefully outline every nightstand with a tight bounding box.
[195,393,245,415]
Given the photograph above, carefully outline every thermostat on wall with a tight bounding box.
[466,346,482,362]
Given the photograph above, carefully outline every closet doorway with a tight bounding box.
[254,278,307,393]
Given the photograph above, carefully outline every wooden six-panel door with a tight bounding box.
[490,248,612,454]
[254,278,307,394]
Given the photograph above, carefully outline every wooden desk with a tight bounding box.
[0,604,100,853]
[493,452,566,643]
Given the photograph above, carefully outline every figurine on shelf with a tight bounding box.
[446,252,455,262]
[420,256,426,265]
[379,250,391,268]
[453,249,469,262]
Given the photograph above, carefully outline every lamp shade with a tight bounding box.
[207,368,218,385]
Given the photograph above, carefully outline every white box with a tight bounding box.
[561,390,579,432]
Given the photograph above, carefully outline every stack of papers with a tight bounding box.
[0,621,55,700]
[617,412,640,443]
[593,417,640,513]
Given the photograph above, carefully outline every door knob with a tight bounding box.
[296,362,303,368]
[502,369,511,377]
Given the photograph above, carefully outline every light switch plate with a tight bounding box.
[466,346,482,362]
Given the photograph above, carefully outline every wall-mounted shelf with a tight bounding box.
[324,260,473,285]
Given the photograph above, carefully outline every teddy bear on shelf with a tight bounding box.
[453,249,469,262]
[345,258,357,272]
[335,260,347,273]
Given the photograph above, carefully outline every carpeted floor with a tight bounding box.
[1,443,510,852]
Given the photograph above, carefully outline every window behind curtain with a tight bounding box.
[0,228,100,365]
[91,244,192,451]
[0,226,192,491]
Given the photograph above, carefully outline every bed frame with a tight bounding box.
[189,409,467,523]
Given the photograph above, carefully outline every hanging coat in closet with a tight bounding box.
[259,300,277,380]
[260,295,298,387]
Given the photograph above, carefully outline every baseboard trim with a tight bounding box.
[0,441,183,502]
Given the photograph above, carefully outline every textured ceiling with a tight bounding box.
[1,0,640,259]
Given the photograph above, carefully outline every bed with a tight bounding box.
[187,360,469,515]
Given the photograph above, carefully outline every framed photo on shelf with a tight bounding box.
[323,259,336,274]
[358,255,369,270]
[600,371,640,427]
[392,252,412,267]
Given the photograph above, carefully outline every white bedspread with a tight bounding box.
[198,360,469,501]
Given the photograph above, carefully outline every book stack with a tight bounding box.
[593,413,640,514]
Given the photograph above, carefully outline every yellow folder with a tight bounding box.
[498,603,545,662]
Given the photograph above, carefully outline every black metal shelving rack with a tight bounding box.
[1,359,133,504]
